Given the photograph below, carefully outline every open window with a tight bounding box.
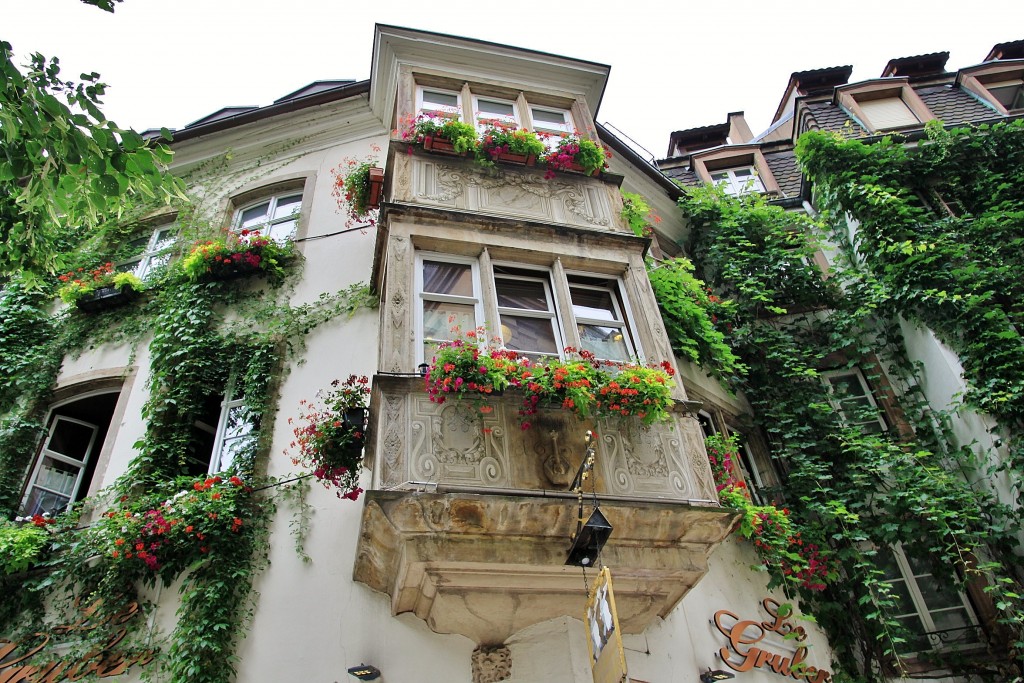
[186,379,257,477]
[22,391,121,516]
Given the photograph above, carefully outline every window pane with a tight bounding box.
[496,279,550,311]
[272,195,302,220]
[578,324,630,361]
[478,99,515,117]
[500,316,558,354]
[532,108,567,125]
[423,301,475,341]
[423,90,459,109]
[23,488,71,517]
[267,219,296,243]
[571,287,619,322]
[223,404,254,441]
[46,419,95,461]
[423,261,474,297]
[35,456,80,495]
[240,202,271,229]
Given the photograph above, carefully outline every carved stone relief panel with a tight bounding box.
[598,416,699,501]
[472,645,511,683]
[380,391,406,489]
[681,418,719,502]
[409,157,613,228]
[384,235,413,373]
[407,395,511,488]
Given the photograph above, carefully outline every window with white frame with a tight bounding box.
[417,87,462,116]
[568,274,636,361]
[416,254,639,364]
[822,368,888,433]
[474,95,520,131]
[417,256,484,362]
[233,192,302,243]
[117,221,177,280]
[710,167,766,196]
[22,391,121,517]
[530,106,574,150]
[729,428,771,505]
[493,265,561,359]
[878,545,980,654]
[188,380,256,476]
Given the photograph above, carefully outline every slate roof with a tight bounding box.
[660,164,700,188]
[764,150,802,198]
[801,101,861,134]
[916,85,998,123]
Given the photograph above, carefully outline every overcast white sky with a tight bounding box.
[3,0,1022,159]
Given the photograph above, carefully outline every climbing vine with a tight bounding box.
[661,175,1024,681]
[0,146,376,682]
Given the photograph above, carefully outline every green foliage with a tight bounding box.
[0,41,184,285]
[0,520,49,575]
[648,257,746,384]
[179,233,294,284]
[675,157,1024,679]
[620,191,659,237]
[476,124,547,164]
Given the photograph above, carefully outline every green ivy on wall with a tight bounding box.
[661,164,1024,681]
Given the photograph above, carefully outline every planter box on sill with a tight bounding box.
[490,152,537,167]
[76,285,140,312]
[422,135,467,157]
[563,161,601,177]
[367,167,385,209]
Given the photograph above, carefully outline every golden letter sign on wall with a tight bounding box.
[712,597,833,683]
[586,566,628,683]
[0,600,155,683]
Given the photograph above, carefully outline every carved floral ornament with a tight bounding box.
[472,645,512,683]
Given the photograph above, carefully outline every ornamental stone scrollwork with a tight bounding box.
[408,397,510,487]
[420,163,468,203]
[599,417,696,500]
[381,392,406,489]
[472,645,512,683]
[682,420,718,502]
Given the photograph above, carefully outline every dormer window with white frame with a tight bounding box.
[692,146,781,198]
[418,87,462,116]
[709,166,766,196]
[233,191,302,244]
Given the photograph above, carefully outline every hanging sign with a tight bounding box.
[586,566,628,683]
[712,597,833,683]
[0,600,155,683]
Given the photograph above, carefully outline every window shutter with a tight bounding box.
[859,97,919,130]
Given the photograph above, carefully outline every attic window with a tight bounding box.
[959,62,1024,115]
[690,146,781,197]
[836,79,934,133]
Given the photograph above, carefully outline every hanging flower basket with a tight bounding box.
[288,376,371,500]
[76,283,141,312]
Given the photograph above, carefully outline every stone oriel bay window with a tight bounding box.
[835,78,935,132]
[958,60,1024,115]
[690,145,781,197]
[414,250,642,365]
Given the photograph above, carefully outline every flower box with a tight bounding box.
[367,167,385,209]
[75,284,140,312]
[204,260,263,283]
[423,135,466,156]
[493,152,537,167]
[563,161,601,177]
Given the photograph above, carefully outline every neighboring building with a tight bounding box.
[658,40,1024,682]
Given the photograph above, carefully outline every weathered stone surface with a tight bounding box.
[472,645,512,683]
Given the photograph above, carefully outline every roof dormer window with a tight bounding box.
[709,166,765,196]
[959,61,1024,115]
[835,79,935,133]
[691,146,781,197]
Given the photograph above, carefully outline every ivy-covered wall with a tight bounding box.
[654,120,1024,681]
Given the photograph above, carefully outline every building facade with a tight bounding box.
[3,25,1023,683]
